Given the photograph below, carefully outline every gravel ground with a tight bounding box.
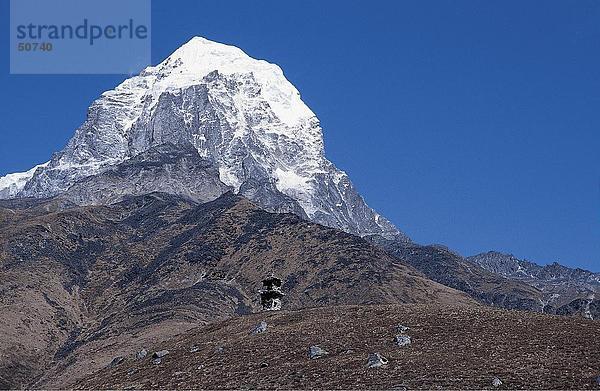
[75,304,600,390]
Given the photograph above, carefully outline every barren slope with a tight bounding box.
[0,193,471,389]
[75,304,600,390]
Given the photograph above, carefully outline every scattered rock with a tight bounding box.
[251,320,268,334]
[197,364,205,370]
[367,353,388,368]
[152,350,169,359]
[394,335,412,347]
[397,324,410,333]
[308,345,329,359]
[108,356,125,368]
[190,345,200,353]
[151,350,169,365]
[492,377,503,387]
[136,349,148,360]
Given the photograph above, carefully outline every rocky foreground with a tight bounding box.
[74,304,600,390]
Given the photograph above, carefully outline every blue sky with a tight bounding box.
[1,1,599,270]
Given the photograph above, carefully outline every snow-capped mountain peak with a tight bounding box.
[147,36,314,127]
[0,37,405,240]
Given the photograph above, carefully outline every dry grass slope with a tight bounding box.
[76,304,600,390]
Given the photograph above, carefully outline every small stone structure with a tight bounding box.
[260,276,284,311]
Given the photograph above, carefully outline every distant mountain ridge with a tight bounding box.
[467,251,599,319]
[467,251,600,287]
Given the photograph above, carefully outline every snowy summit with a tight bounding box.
[0,37,404,239]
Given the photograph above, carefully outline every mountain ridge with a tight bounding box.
[466,251,599,319]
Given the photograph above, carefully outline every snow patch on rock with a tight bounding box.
[0,162,49,199]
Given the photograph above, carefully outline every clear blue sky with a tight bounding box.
[1,1,598,270]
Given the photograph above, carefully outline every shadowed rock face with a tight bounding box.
[61,142,232,206]
[0,193,471,389]
[54,141,307,217]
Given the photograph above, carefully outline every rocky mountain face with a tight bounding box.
[0,193,471,389]
[0,37,403,240]
[467,251,599,319]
